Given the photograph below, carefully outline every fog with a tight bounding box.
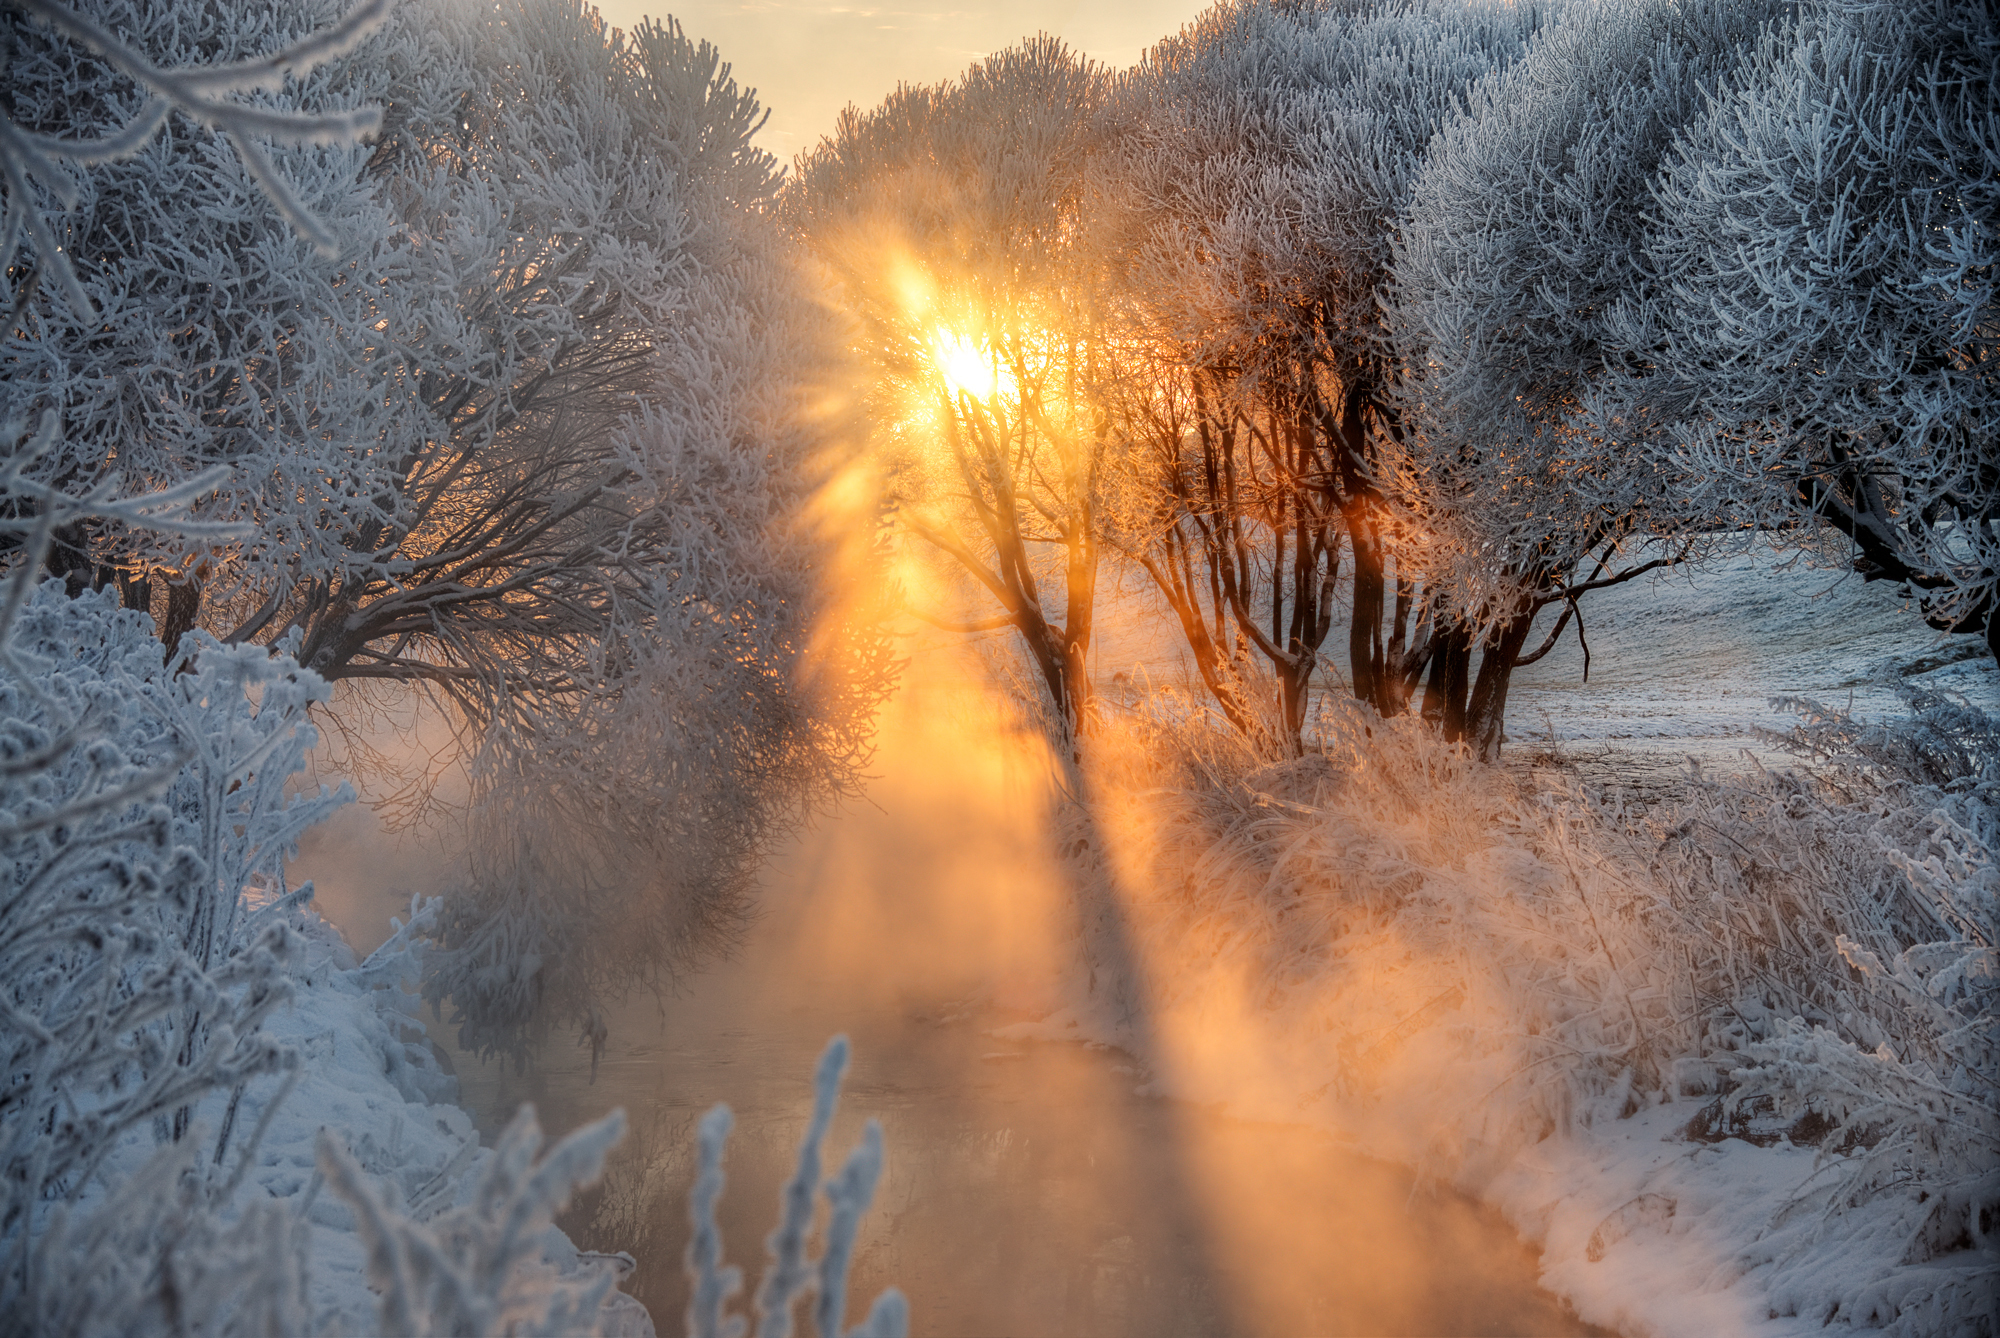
[298,633,1603,1335]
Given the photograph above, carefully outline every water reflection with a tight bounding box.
[443,673,1604,1336]
[455,983,1599,1336]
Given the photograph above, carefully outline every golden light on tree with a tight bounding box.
[931,329,998,399]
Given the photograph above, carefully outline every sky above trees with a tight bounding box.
[593,0,1206,158]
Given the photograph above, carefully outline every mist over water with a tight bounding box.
[298,640,1604,1335]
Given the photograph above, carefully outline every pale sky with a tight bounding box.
[593,1,1210,163]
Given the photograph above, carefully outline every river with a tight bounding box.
[425,673,1607,1336]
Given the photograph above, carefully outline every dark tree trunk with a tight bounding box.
[1136,551,1263,740]
[159,578,203,665]
[1463,607,1538,761]
[1421,622,1473,741]
[117,569,151,612]
[1344,496,1388,714]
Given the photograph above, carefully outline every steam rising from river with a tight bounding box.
[295,573,1592,1333]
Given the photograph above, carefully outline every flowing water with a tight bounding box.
[449,965,1602,1335]
[429,672,1606,1337]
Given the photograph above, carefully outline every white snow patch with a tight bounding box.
[209,908,650,1334]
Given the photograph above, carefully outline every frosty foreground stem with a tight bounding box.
[686,1036,908,1338]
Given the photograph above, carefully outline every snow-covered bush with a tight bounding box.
[0,580,671,1336]
[1654,691,1998,1325]
[22,1119,318,1337]
[0,581,346,1332]
[318,1105,641,1337]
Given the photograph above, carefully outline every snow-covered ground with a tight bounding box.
[1502,542,1995,793]
[185,904,651,1334]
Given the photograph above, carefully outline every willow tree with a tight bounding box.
[783,38,1112,739]
[1096,0,1540,751]
[1388,0,1791,757]
[1637,0,1998,663]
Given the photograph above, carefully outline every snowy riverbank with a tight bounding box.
[999,542,1998,1337]
[158,901,653,1335]
[1017,957,1993,1338]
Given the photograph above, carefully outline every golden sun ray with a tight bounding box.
[933,330,997,399]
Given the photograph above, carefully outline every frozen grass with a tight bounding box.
[682,1037,908,1338]
[1066,683,1996,1334]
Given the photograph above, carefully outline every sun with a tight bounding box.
[933,330,997,399]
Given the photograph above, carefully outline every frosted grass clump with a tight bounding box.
[319,1105,638,1337]
[686,1036,908,1338]
[0,582,346,1332]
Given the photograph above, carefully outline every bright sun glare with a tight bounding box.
[933,331,997,399]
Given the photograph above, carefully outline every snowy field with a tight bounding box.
[1501,544,1996,792]
[1076,537,1996,794]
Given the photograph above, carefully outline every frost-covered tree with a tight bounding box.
[10,0,888,776]
[784,37,1112,739]
[1,0,399,655]
[382,1,892,1065]
[10,0,895,1059]
[1387,0,1788,757]
[1097,0,1541,750]
[0,8,396,1321]
[1638,0,1999,663]
[286,0,891,1064]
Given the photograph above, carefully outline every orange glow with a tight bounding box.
[932,329,999,400]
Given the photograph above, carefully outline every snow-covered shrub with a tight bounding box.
[0,581,345,1331]
[22,1118,316,1337]
[0,581,665,1336]
[1081,693,1659,1140]
[684,1036,907,1338]
[318,1104,642,1337]
[1651,690,1998,1325]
